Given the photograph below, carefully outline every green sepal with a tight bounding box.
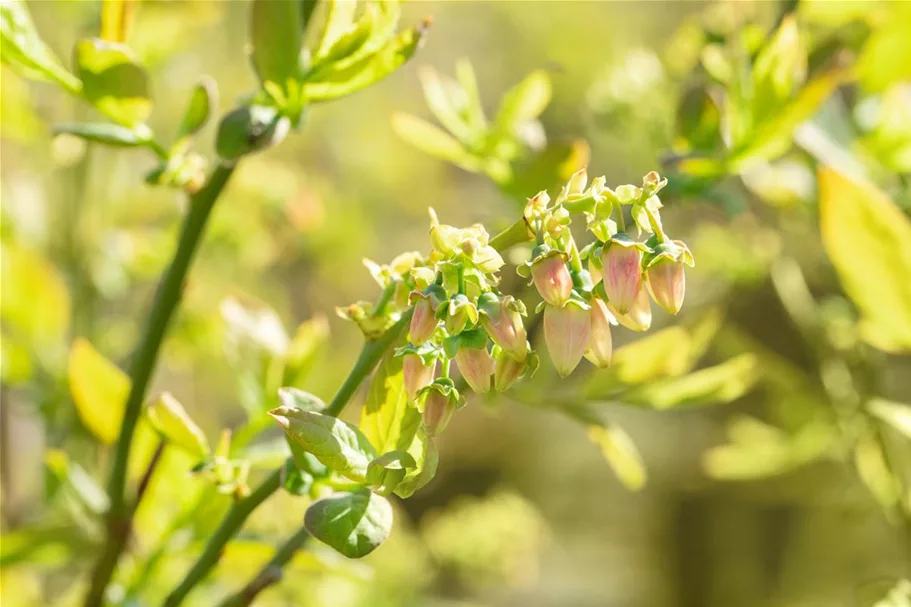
[393,341,443,366]
[441,326,489,359]
[416,377,463,411]
[517,244,567,279]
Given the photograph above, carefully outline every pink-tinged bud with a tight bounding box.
[419,380,461,437]
[585,298,614,368]
[601,240,642,314]
[646,259,686,315]
[493,349,537,392]
[531,253,573,307]
[403,354,435,401]
[608,286,652,332]
[409,297,438,345]
[543,301,591,377]
[455,347,494,394]
[479,295,527,362]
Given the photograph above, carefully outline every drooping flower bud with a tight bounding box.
[524,245,572,307]
[645,258,686,315]
[600,236,642,314]
[455,346,494,394]
[608,285,652,332]
[478,293,528,362]
[543,300,592,377]
[418,379,461,437]
[403,353,435,401]
[494,347,538,392]
[445,294,479,335]
[409,285,445,345]
[585,298,614,368]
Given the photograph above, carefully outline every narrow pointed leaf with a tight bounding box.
[587,424,646,491]
[54,122,146,147]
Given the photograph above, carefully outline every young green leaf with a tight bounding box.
[0,243,71,347]
[147,392,209,459]
[250,0,303,92]
[176,77,217,141]
[503,139,590,200]
[304,488,393,558]
[303,19,430,102]
[855,432,901,509]
[392,112,481,172]
[818,167,911,352]
[74,38,152,127]
[278,387,326,412]
[0,0,81,93]
[751,15,805,124]
[270,405,377,482]
[358,352,421,454]
[313,0,357,61]
[493,70,551,139]
[53,122,147,147]
[68,338,129,444]
[367,450,416,496]
[418,66,475,144]
[587,423,646,491]
[282,315,330,387]
[393,428,438,498]
[100,0,136,44]
[868,399,911,441]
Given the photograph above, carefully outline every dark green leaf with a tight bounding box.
[367,450,416,496]
[270,405,376,482]
[304,488,393,558]
[74,38,151,127]
[281,457,313,496]
[54,122,146,147]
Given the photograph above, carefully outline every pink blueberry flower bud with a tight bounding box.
[419,381,460,437]
[409,296,438,345]
[601,239,642,314]
[493,348,536,392]
[531,251,573,308]
[403,354,435,401]
[646,258,686,315]
[455,346,494,394]
[543,301,592,377]
[479,294,527,362]
[585,298,614,368]
[608,285,652,332]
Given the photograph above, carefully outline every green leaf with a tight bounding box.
[68,338,129,444]
[303,19,430,102]
[392,112,480,172]
[494,70,551,137]
[53,122,146,147]
[0,243,70,347]
[74,38,151,127]
[313,0,357,61]
[587,423,646,491]
[45,449,109,515]
[418,66,475,144]
[868,399,911,441]
[818,166,911,352]
[304,488,393,558]
[854,3,911,93]
[282,315,330,387]
[393,428,438,498]
[855,432,901,509]
[270,406,377,482]
[251,0,303,91]
[100,0,135,44]
[751,15,805,124]
[176,76,216,140]
[620,353,760,410]
[358,352,421,454]
[366,450,416,496]
[147,392,209,459]
[0,0,81,93]
[278,387,326,412]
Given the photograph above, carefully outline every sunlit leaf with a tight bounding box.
[494,70,551,137]
[855,432,902,508]
[45,449,109,515]
[587,423,646,491]
[53,122,147,147]
[854,2,911,93]
[314,0,357,61]
[392,112,481,172]
[0,242,70,346]
[68,338,128,444]
[751,15,805,124]
[74,38,152,127]
[221,296,290,357]
[868,399,911,441]
[176,76,216,141]
[100,0,136,44]
[270,406,376,482]
[0,0,81,93]
[418,66,474,144]
[251,0,302,92]
[305,488,393,558]
[394,428,437,499]
[283,315,330,387]
[621,353,760,410]
[818,167,911,351]
[147,392,209,459]
[359,352,421,454]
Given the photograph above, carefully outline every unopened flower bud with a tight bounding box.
[601,238,642,314]
[528,247,572,307]
[419,380,461,437]
[455,346,494,394]
[608,285,652,332]
[478,294,527,362]
[646,258,686,315]
[403,354,435,401]
[493,347,536,392]
[544,300,592,377]
[585,298,614,368]
[409,286,445,345]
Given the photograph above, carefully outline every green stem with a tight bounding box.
[642,204,668,242]
[84,163,235,607]
[567,237,583,273]
[163,468,283,607]
[217,526,311,607]
[371,282,397,318]
[614,201,626,233]
[489,218,533,252]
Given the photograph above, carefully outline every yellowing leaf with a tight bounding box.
[68,338,129,444]
[147,392,209,459]
[0,243,71,345]
[100,0,136,44]
[854,3,911,93]
[587,423,646,491]
[818,167,911,351]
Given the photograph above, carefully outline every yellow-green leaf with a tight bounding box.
[494,70,551,135]
[868,399,911,441]
[854,3,911,93]
[68,338,129,444]
[818,166,911,351]
[147,392,209,459]
[0,243,71,346]
[392,112,481,172]
[100,0,136,44]
[587,423,646,491]
[74,38,151,127]
[0,0,81,93]
[855,432,901,508]
[251,0,303,92]
[358,352,421,454]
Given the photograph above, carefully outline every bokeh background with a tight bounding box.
[2,1,911,606]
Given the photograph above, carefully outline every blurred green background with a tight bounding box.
[2,1,911,606]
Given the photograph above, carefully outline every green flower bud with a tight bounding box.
[216,105,290,161]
